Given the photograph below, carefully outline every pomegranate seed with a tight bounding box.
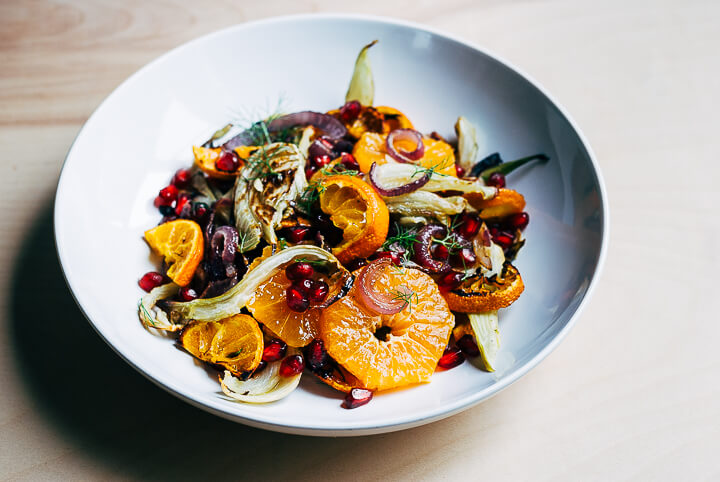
[451,247,477,268]
[346,258,368,271]
[372,251,401,266]
[487,172,506,188]
[172,168,192,188]
[437,272,463,291]
[340,152,360,171]
[279,354,305,377]
[339,100,361,122]
[154,195,172,208]
[216,149,240,172]
[313,155,332,168]
[493,232,514,250]
[508,212,529,231]
[457,334,480,357]
[431,243,450,261]
[455,164,465,178]
[293,278,315,295]
[179,286,198,301]
[342,388,373,409]
[457,213,481,238]
[263,339,288,362]
[254,360,268,375]
[305,166,317,180]
[159,185,179,203]
[308,280,329,303]
[489,226,499,237]
[286,262,314,281]
[138,272,164,292]
[287,226,310,243]
[193,202,209,222]
[175,195,191,216]
[285,286,309,312]
[159,205,174,216]
[304,339,329,371]
[437,346,465,369]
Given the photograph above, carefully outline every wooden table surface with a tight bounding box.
[2,0,719,480]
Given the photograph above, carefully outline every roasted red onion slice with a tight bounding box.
[412,225,451,273]
[211,226,239,277]
[267,111,347,139]
[356,258,409,315]
[385,128,425,163]
[368,162,430,196]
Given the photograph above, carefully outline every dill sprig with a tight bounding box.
[390,286,419,312]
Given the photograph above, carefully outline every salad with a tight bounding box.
[138,41,547,409]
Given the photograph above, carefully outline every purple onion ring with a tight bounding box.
[385,128,425,163]
[211,226,239,277]
[412,225,451,273]
[368,162,430,196]
[267,111,347,138]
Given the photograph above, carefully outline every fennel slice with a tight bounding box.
[468,310,500,372]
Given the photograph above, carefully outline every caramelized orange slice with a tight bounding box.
[144,219,203,287]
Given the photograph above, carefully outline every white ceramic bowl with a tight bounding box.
[54,14,607,436]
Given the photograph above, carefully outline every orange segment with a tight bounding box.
[144,219,203,286]
[465,188,525,219]
[319,266,455,391]
[376,106,414,133]
[192,145,258,180]
[246,271,321,347]
[318,175,389,264]
[443,263,525,313]
[352,132,457,177]
[179,314,264,375]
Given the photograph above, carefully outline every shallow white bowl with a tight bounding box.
[54,14,608,436]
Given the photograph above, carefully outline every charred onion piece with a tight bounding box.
[368,162,430,196]
[356,258,410,315]
[210,226,239,278]
[385,128,425,163]
[267,111,347,139]
[412,225,451,273]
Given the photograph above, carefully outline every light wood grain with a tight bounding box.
[2,0,720,480]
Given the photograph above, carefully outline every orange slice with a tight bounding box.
[246,270,321,347]
[192,145,258,180]
[443,263,525,313]
[352,132,457,177]
[144,219,203,286]
[318,174,389,264]
[319,266,455,391]
[465,188,526,219]
[179,314,264,375]
[375,106,414,133]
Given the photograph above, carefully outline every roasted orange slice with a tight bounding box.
[352,132,457,177]
[179,314,264,375]
[192,145,258,180]
[442,263,524,313]
[246,270,322,347]
[319,266,455,391]
[465,188,526,219]
[375,106,414,133]
[318,174,389,264]
[144,219,203,286]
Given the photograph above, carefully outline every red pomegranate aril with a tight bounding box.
[253,360,268,375]
[159,185,179,203]
[313,154,332,168]
[458,213,481,239]
[452,247,477,268]
[179,286,199,301]
[342,388,373,409]
[279,354,305,377]
[285,286,310,312]
[305,339,330,371]
[175,195,191,216]
[508,212,530,231]
[193,202,209,221]
[308,280,329,303]
[489,226,499,237]
[431,243,450,261]
[305,166,317,180]
[339,100,362,122]
[487,172,506,188]
[346,258,368,271]
[138,272,164,292]
[287,226,311,243]
[263,339,288,362]
[293,278,315,295]
[154,195,172,208]
[493,232,514,250]
[437,346,465,369]
[340,152,360,171]
[286,262,314,281]
[456,334,480,357]
[373,251,401,266]
[172,168,192,188]
[437,272,463,291]
[455,164,465,178]
[216,149,240,172]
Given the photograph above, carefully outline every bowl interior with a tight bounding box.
[54,15,605,435]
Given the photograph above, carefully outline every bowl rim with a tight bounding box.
[53,12,609,436]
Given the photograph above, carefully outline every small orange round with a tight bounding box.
[318,174,389,264]
[442,263,525,313]
[375,106,414,133]
[465,188,526,219]
[192,145,258,180]
[352,132,457,177]
[144,219,204,287]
